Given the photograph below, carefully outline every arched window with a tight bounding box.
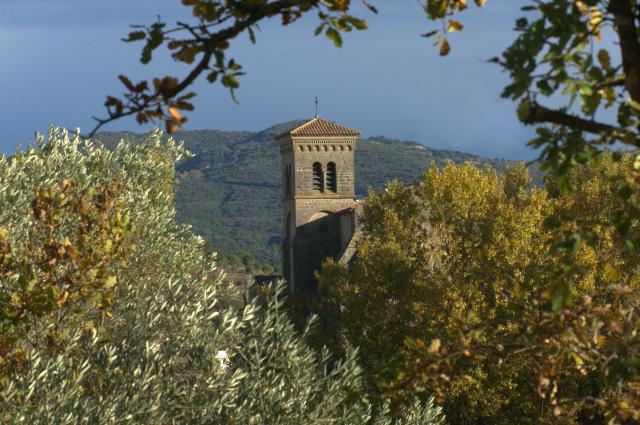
[312,162,324,192]
[326,162,337,193]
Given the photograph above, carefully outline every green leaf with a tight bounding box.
[326,28,343,48]
[570,352,584,366]
[537,79,553,96]
[141,46,152,64]
[625,240,635,253]
[552,279,573,312]
[207,71,218,83]
[618,185,633,200]
[597,49,611,70]
[604,267,621,282]
[247,27,256,44]
[558,174,573,195]
[349,17,368,30]
[221,75,239,89]
[123,30,146,42]
[618,103,633,127]
[517,99,532,122]
[543,215,561,229]
[629,98,640,113]
[578,82,593,96]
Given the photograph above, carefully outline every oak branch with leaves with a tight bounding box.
[90,0,496,137]
[88,0,381,137]
[91,0,640,170]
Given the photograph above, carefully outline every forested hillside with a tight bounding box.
[96,121,535,265]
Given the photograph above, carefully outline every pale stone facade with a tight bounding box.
[277,118,359,293]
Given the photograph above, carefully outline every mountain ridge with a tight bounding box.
[95,121,538,265]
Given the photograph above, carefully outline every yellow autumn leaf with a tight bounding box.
[105,276,117,288]
[55,291,69,307]
[448,20,464,32]
[168,106,182,120]
[428,338,441,354]
[589,7,603,40]
[604,265,620,282]
[570,352,584,366]
[439,38,451,56]
[575,0,588,14]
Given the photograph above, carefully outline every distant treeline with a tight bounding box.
[96,121,540,265]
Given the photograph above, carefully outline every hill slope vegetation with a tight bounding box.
[96,121,529,265]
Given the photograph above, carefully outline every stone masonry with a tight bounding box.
[277,118,359,293]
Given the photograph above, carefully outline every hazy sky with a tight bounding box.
[0,0,537,159]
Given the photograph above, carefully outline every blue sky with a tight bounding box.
[0,0,537,159]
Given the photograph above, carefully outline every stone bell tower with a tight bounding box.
[277,117,360,293]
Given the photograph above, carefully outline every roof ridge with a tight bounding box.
[291,117,319,134]
[286,117,359,137]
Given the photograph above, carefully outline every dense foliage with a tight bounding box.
[11,0,640,422]
[317,159,640,423]
[317,163,553,423]
[392,2,640,422]
[96,122,524,266]
[0,129,446,424]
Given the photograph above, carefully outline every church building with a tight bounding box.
[277,117,361,293]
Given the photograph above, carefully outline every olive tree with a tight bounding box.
[0,128,444,424]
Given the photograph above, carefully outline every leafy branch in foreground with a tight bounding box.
[0,180,131,380]
[90,0,496,137]
[421,0,640,162]
[88,0,374,137]
[392,290,640,423]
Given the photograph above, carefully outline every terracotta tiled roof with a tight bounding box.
[282,118,360,137]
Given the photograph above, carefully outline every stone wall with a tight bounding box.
[290,198,355,228]
[279,131,358,293]
[292,140,355,198]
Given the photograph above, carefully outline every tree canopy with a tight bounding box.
[0,128,446,424]
[317,158,640,423]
